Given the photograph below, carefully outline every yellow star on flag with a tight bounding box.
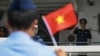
[56,15,64,24]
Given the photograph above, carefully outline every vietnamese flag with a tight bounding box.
[42,3,78,35]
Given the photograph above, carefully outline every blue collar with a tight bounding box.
[8,31,32,40]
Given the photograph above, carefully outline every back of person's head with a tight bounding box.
[79,18,87,24]
[7,0,39,29]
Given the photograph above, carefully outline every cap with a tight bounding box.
[79,18,87,24]
[8,0,37,11]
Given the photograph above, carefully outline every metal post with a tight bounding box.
[69,43,72,56]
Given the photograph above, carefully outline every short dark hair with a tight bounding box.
[79,18,87,24]
[7,11,39,29]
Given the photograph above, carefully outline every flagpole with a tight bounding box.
[42,16,58,49]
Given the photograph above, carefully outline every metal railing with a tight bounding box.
[45,42,100,45]
[0,38,100,53]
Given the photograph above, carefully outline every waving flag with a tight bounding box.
[43,3,78,35]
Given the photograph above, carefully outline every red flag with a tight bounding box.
[43,3,78,35]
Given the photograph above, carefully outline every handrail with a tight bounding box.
[49,46,100,52]
[0,38,100,44]
[0,38,100,52]
[45,42,100,44]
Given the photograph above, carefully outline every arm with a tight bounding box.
[87,30,92,45]
[70,27,76,34]
[70,24,78,35]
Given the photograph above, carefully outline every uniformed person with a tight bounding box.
[32,25,45,44]
[34,35,45,44]
[0,0,67,56]
[70,18,92,56]
[0,27,8,37]
[0,27,5,37]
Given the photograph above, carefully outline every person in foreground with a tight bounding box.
[0,0,67,56]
